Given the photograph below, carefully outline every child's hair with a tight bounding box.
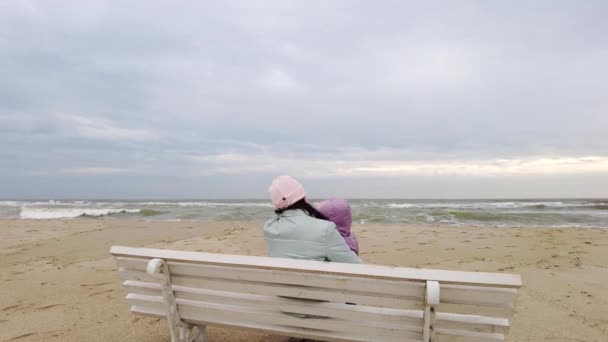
[274,198,328,220]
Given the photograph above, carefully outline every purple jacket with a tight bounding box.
[317,198,359,255]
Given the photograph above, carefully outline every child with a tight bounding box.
[317,198,359,255]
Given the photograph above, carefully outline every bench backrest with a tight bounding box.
[111,246,522,342]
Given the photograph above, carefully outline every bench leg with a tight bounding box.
[176,324,206,342]
[179,324,206,342]
[423,281,440,342]
[146,258,193,342]
[193,325,207,342]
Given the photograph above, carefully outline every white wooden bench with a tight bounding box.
[111,246,522,342]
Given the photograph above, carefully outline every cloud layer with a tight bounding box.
[1,1,607,198]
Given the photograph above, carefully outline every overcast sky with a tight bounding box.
[1,1,607,199]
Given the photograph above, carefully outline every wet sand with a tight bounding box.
[1,219,607,341]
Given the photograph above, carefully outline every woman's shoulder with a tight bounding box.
[263,215,280,232]
[265,211,335,232]
[285,213,336,231]
[308,216,337,232]
[264,216,278,225]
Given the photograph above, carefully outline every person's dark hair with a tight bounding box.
[275,198,328,220]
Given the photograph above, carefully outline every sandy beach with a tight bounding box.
[1,219,607,341]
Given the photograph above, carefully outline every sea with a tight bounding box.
[1,199,608,228]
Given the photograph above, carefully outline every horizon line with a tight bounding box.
[2,197,607,201]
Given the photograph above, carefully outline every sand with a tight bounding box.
[0,219,607,342]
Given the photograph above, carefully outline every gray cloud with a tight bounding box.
[1,0,607,198]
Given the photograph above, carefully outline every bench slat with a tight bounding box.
[435,303,513,318]
[118,269,422,309]
[123,280,423,324]
[117,257,426,299]
[126,294,423,340]
[110,246,522,288]
[435,312,509,334]
[130,305,420,342]
[435,327,505,341]
[441,285,517,308]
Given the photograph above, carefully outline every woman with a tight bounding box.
[264,175,362,264]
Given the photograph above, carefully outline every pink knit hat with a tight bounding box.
[268,175,306,209]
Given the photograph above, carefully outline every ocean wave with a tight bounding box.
[386,202,524,209]
[133,201,176,206]
[1,200,96,207]
[95,201,273,208]
[20,207,141,219]
[11,200,273,208]
[383,201,608,210]
[584,199,608,204]
[139,209,164,216]
[3,200,114,208]
[386,203,415,208]
[175,201,272,207]
[94,201,174,206]
[0,201,22,207]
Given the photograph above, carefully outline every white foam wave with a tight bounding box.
[175,201,272,208]
[386,203,415,208]
[96,201,273,208]
[134,201,176,206]
[385,201,574,210]
[2,200,95,207]
[0,201,22,207]
[20,207,140,219]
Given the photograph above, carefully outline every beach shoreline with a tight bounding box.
[3,198,608,228]
[1,219,607,341]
